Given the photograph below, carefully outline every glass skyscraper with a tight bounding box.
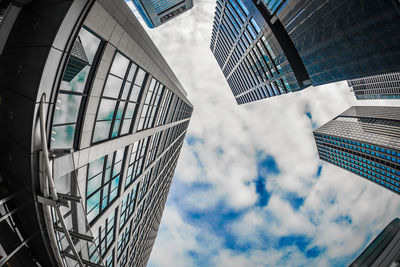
[132,0,193,28]
[348,72,400,100]
[313,106,400,196]
[210,0,311,104]
[211,0,400,104]
[0,0,192,266]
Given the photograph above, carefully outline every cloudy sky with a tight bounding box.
[126,1,400,266]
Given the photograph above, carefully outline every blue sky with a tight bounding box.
[125,1,400,266]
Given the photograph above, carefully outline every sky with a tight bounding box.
[126,1,400,266]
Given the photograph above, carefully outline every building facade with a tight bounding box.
[0,0,192,266]
[350,218,400,266]
[348,72,400,100]
[313,106,400,196]
[210,0,400,104]
[132,0,193,28]
[210,0,311,105]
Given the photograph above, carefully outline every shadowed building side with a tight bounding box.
[349,218,400,267]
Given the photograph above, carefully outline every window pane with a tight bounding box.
[51,124,76,149]
[121,82,131,100]
[79,27,102,64]
[110,52,129,78]
[88,157,105,179]
[120,119,132,135]
[103,75,123,98]
[97,99,117,120]
[127,64,137,82]
[93,121,112,142]
[53,93,82,125]
[116,102,125,119]
[134,68,146,86]
[112,119,121,138]
[129,85,141,102]
[124,103,136,119]
[87,173,102,196]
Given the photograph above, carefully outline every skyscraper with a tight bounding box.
[210,0,311,105]
[313,106,400,196]
[132,0,193,28]
[348,72,400,100]
[350,218,400,266]
[210,0,400,104]
[0,0,192,266]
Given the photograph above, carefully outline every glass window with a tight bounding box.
[106,250,114,267]
[137,78,164,131]
[93,52,147,143]
[138,170,152,202]
[86,148,125,223]
[93,210,116,257]
[145,131,163,167]
[119,184,138,229]
[156,89,173,126]
[51,27,102,149]
[125,137,150,187]
[117,221,131,258]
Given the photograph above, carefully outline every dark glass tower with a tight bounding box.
[350,218,400,266]
[313,106,400,196]
[210,0,311,104]
[348,72,400,100]
[211,0,400,104]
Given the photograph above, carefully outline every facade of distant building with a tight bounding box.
[313,106,400,196]
[210,0,400,104]
[348,72,400,100]
[0,0,192,266]
[132,0,193,28]
[350,218,400,266]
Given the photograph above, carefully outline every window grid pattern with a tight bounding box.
[119,184,138,229]
[315,133,400,195]
[106,250,114,267]
[137,78,164,131]
[86,147,125,223]
[129,144,183,266]
[156,89,173,126]
[51,27,102,149]
[348,73,400,100]
[145,131,163,167]
[117,220,131,258]
[138,170,152,203]
[93,51,147,143]
[210,0,297,105]
[95,209,116,257]
[125,137,150,188]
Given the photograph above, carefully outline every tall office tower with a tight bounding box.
[210,0,400,104]
[0,0,193,266]
[210,0,311,104]
[348,72,400,100]
[350,218,400,266]
[132,0,193,28]
[313,106,400,196]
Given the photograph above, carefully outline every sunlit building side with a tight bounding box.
[0,0,192,266]
[314,106,400,196]
[348,72,400,100]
